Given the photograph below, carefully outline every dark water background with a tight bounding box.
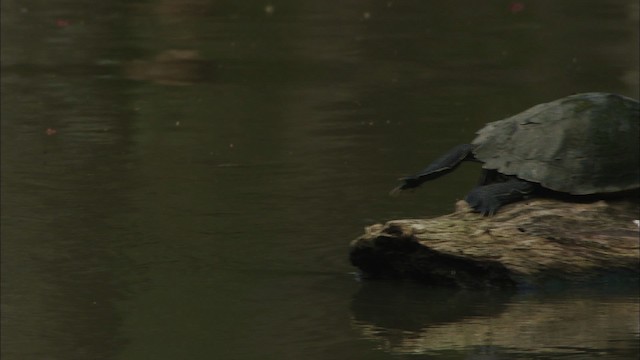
[1,1,638,359]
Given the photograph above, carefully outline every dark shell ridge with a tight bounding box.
[471,92,640,194]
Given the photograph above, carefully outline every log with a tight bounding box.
[349,198,639,288]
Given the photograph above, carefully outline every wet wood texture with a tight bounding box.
[349,199,639,288]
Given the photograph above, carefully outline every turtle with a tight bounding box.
[391,92,640,215]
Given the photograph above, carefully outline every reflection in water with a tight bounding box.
[351,281,514,332]
[1,0,639,359]
[125,50,215,86]
[351,281,640,358]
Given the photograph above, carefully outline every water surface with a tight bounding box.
[2,1,638,359]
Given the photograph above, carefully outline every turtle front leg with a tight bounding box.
[465,180,535,216]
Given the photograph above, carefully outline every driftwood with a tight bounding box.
[349,198,639,288]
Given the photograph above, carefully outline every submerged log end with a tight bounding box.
[350,198,639,288]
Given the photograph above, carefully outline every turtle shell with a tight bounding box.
[472,92,639,194]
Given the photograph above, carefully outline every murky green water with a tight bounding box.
[2,1,638,359]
